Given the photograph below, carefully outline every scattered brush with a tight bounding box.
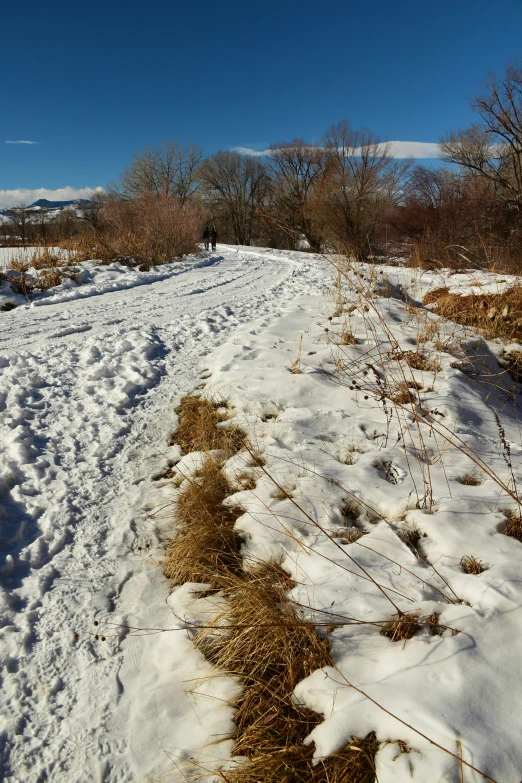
[173,395,245,454]
[458,471,484,486]
[339,327,358,345]
[460,555,487,575]
[390,382,417,405]
[164,457,244,586]
[502,508,522,542]
[423,284,522,344]
[401,350,440,373]
[380,612,421,643]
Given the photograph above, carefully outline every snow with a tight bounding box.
[1,246,521,782]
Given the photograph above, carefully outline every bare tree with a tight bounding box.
[117,140,203,203]
[321,122,410,259]
[198,151,268,245]
[4,204,30,243]
[266,140,327,251]
[440,61,522,214]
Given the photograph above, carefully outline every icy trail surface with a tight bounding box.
[0,247,326,782]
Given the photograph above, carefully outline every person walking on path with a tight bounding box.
[210,227,217,252]
[202,227,210,251]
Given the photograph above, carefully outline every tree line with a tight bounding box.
[3,59,522,269]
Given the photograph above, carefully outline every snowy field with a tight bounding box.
[1,246,521,782]
[0,246,66,269]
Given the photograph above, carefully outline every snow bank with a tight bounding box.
[173,260,522,782]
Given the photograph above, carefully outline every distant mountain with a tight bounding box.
[27,199,92,209]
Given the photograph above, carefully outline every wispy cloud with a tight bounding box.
[5,140,40,145]
[232,146,271,157]
[0,186,104,209]
[232,141,441,159]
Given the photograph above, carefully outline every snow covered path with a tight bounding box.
[0,248,326,782]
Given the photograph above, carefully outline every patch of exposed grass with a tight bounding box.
[460,555,487,575]
[380,612,421,643]
[339,328,358,345]
[195,565,378,783]
[166,391,381,781]
[502,509,522,542]
[401,350,440,373]
[458,471,484,486]
[390,382,418,405]
[423,284,522,344]
[164,458,244,586]
[173,395,245,454]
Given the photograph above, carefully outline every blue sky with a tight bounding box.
[1,0,522,206]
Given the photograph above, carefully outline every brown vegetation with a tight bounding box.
[167,394,379,783]
[423,285,522,343]
[173,395,245,454]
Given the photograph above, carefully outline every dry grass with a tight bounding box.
[195,565,377,783]
[173,395,245,454]
[460,555,487,575]
[339,327,358,345]
[458,471,484,486]
[337,526,368,544]
[164,458,243,586]
[502,509,522,542]
[401,350,440,373]
[380,612,421,642]
[399,527,422,553]
[166,391,380,781]
[273,484,296,501]
[390,382,417,405]
[423,284,522,344]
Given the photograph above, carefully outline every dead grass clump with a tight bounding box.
[174,395,245,454]
[338,527,367,544]
[458,471,484,486]
[424,612,444,637]
[390,383,416,405]
[220,733,378,783]
[164,458,243,586]
[416,321,439,345]
[341,499,362,522]
[235,472,257,490]
[399,527,422,553]
[502,509,522,542]
[273,484,296,501]
[460,555,486,575]
[423,284,522,343]
[401,350,440,373]
[34,265,80,291]
[339,328,358,345]
[380,612,421,642]
[499,351,522,383]
[196,565,378,783]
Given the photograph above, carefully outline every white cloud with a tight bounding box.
[232,141,441,159]
[0,186,105,209]
[383,141,441,158]
[5,140,39,145]
[232,146,271,157]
